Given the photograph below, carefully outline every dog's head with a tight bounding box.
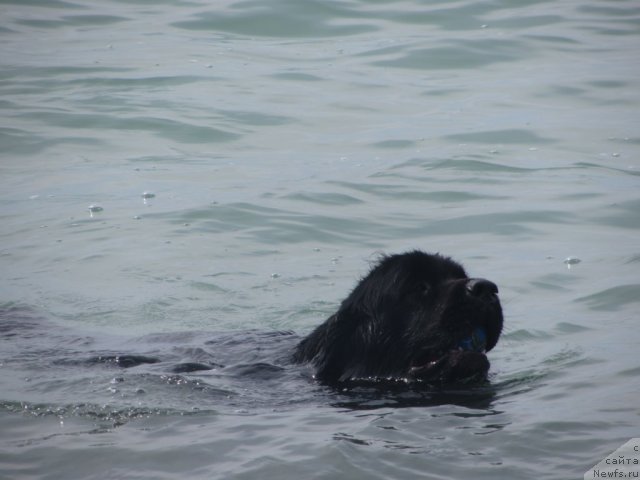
[294,251,504,386]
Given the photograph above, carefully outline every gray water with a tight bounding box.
[1,0,639,478]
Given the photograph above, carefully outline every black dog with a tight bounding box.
[293,251,503,385]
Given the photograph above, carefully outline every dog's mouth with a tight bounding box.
[456,326,487,353]
[409,327,490,383]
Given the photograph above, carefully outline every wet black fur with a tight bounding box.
[293,251,503,385]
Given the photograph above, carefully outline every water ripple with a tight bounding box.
[15,111,239,144]
[17,14,128,29]
[443,129,556,145]
[371,39,528,70]
[172,1,378,38]
[576,284,640,311]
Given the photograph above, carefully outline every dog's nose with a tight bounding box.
[466,278,498,297]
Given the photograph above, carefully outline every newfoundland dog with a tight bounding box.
[293,251,503,385]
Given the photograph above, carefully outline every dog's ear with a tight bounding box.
[295,309,381,383]
[293,313,348,383]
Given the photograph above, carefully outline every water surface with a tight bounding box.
[1,0,639,478]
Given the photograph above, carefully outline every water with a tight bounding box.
[1,0,639,478]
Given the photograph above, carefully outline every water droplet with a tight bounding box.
[142,192,156,205]
[88,205,103,218]
[271,273,280,279]
[564,257,581,268]
[133,215,141,220]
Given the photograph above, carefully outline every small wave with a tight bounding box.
[576,284,640,311]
